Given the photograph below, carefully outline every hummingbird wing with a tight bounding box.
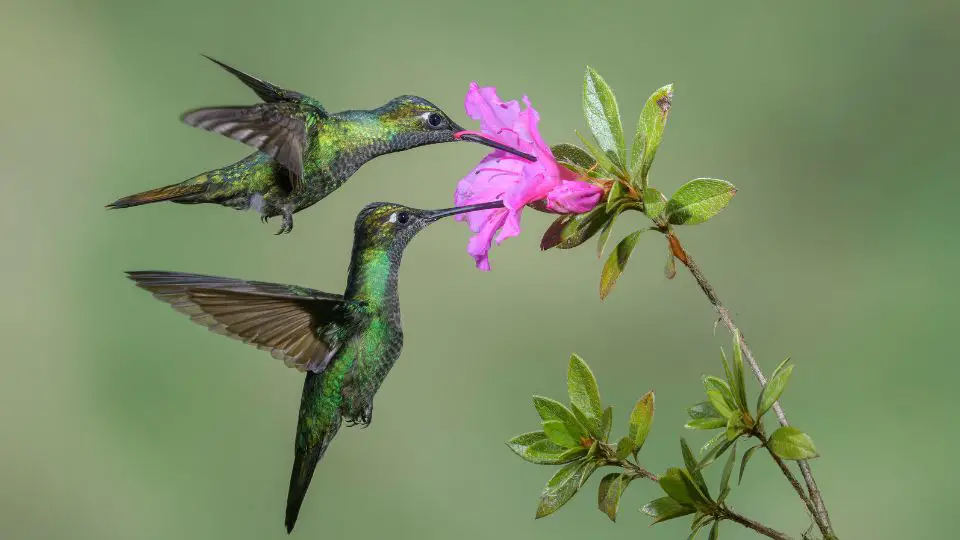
[181,102,316,192]
[201,55,327,113]
[127,271,344,373]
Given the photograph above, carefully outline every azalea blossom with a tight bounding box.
[453,83,604,270]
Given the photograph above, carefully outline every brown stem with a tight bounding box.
[601,446,659,482]
[668,232,835,539]
[721,508,794,540]
[620,460,659,482]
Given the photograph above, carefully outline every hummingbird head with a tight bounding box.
[378,96,535,161]
[354,200,506,253]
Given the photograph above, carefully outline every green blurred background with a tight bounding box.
[2,0,957,538]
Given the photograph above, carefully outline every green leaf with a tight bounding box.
[703,376,738,413]
[758,363,793,420]
[597,472,631,521]
[536,459,596,518]
[641,496,696,525]
[605,179,627,213]
[708,520,720,540]
[571,404,601,441]
[552,143,597,171]
[681,439,711,498]
[578,459,600,488]
[600,230,644,300]
[576,130,618,175]
[533,396,586,442]
[506,431,548,456]
[685,417,727,430]
[731,333,748,406]
[585,438,600,460]
[628,391,655,450]
[698,438,735,471]
[583,67,626,170]
[738,444,762,485]
[689,515,713,540]
[706,391,734,420]
[719,348,734,393]
[661,467,712,510]
[567,354,603,430]
[771,357,791,378]
[596,210,619,258]
[541,205,611,251]
[543,420,579,448]
[630,84,673,188]
[700,432,726,457]
[769,426,819,460]
[601,406,613,441]
[718,442,737,502]
[506,432,587,464]
[643,187,668,219]
[616,437,635,460]
[687,401,724,421]
[666,178,737,226]
[725,414,743,441]
[658,468,695,506]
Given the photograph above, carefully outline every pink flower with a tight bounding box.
[454,83,604,270]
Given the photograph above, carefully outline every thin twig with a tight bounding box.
[601,447,659,482]
[667,232,836,539]
[721,508,794,540]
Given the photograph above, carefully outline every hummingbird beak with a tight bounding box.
[424,200,505,222]
[454,131,537,162]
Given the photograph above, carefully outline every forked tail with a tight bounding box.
[106,183,206,209]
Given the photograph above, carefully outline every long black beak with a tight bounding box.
[455,132,537,162]
[424,200,505,222]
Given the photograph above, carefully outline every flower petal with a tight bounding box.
[455,84,607,269]
[545,181,604,214]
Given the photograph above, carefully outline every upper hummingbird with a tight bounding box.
[106,56,534,234]
[126,199,504,533]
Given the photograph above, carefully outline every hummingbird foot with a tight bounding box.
[260,215,269,223]
[274,207,294,235]
[345,407,373,428]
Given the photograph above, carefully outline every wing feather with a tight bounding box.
[181,104,307,191]
[127,271,343,373]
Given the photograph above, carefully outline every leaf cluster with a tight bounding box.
[506,354,655,521]
[540,68,737,300]
[683,332,819,488]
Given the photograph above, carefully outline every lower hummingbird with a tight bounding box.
[107,56,533,234]
[126,199,504,533]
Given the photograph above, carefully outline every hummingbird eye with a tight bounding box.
[390,211,411,225]
[423,112,445,129]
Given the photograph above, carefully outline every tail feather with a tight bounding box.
[286,371,342,535]
[106,183,206,209]
[285,444,323,534]
[285,419,341,534]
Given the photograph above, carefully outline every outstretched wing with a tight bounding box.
[183,56,328,192]
[181,103,313,192]
[128,271,344,373]
[201,55,327,113]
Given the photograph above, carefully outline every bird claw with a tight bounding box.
[274,212,294,235]
[260,215,269,224]
[345,408,373,428]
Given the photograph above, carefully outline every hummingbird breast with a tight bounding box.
[337,315,403,424]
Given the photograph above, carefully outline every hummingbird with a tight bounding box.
[106,56,534,234]
[125,199,504,533]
